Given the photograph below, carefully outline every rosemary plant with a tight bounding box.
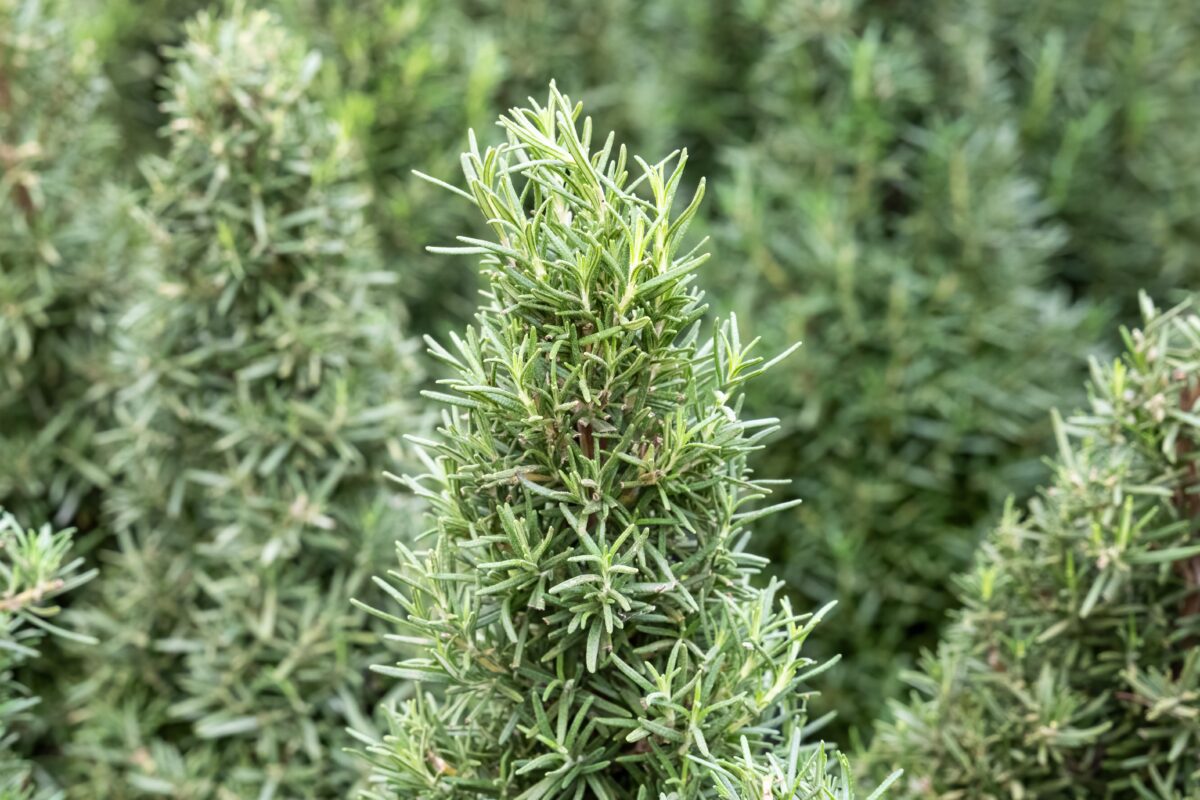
[868,295,1200,798]
[0,510,95,798]
[355,85,898,800]
[60,7,419,796]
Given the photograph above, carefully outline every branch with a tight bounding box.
[0,577,65,613]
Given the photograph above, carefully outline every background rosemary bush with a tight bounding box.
[48,8,420,796]
[0,0,144,527]
[866,296,1200,797]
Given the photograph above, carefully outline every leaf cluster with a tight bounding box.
[0,510,95,800]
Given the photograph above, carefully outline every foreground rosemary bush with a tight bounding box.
[0,0,141,525]
[713,0,1105,737]
[62,8,418,796]
[355,86,898,799]
[867,295,1200,797]
[0,510,95,798]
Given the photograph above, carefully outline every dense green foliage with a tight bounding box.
[89,0,747,333]
[720,0,1200,735]
[355,87,894,799]
[248,0,748,335]
[77,0,1200,742]
[875,0,1200,309]
[0,510,95,799]
[713,0,1106,736]
[0,0,141,525]
[274,0,501,331]
[1,0,1198,793]
[55,8,418,797]
[867,296,1200,797]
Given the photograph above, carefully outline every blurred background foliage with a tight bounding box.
[3,0,1198,785]
[1,0,145,530]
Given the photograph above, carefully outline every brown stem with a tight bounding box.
[7,166,35,221]
[0,577,65,612]
[577,420,594,460]
[1173,377,1200,617]
[0,67,36,224]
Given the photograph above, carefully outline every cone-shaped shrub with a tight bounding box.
[62,7,418,796]
[0,0,142,524]
[355,86,896,799]
[866,295,1200,797]
[710,3,1106,736]
[0,509,94,798]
